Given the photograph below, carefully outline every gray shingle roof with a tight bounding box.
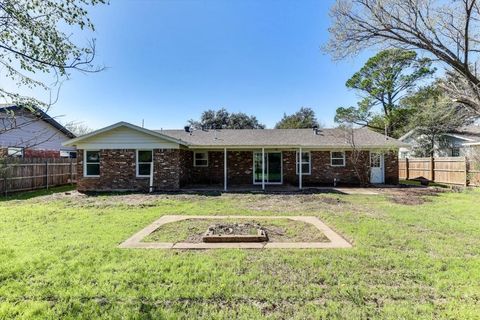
[156,127,407,148]
[450,125,480,142]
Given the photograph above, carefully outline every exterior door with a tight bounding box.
[370,152,385,184]
[253,152,283,184]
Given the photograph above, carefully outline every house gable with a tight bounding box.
[67,123,183,149]
[0,111,75,151]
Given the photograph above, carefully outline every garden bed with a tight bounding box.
[142,218,329,243]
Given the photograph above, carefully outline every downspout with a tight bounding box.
[149,161,154,193]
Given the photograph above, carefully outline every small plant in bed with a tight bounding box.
[142,218,329,243]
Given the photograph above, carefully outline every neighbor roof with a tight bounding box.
[0,104,75,138]
[157,127,407,148]
[400,124,480,144]
[448,125,480,142]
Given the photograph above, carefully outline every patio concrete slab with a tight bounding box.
[119,215,352,250]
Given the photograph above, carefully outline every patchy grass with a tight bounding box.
[0,187,479,319]
[143,218,329,243]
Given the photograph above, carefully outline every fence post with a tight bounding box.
[3,165,7,197]
[45,159,49,190]
[405,158,409,180]
[430,157,435,182]
[465,156,469,187]
[70,158,74,185]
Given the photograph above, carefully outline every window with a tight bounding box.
[194,152,208,167]
[60,150,77,158]
[84,150,100,177]
[137,150,153,177]
[399,151,409,159]
[330,151,345,167]
[7,147,23,158]
[296,151,311,175]
[451,148,460,157]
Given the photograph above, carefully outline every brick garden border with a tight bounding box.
[119,215,352,249]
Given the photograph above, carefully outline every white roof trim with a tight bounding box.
[189,144,404,149]
[398,129,415,141]
[63,121,189,147]
[443,133,475,142]
[400,129,475,142]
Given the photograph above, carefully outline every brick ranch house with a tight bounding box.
[63,122,407,192]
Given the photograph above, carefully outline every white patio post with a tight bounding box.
[299,147,303,190]
[262,147,265,190]
[224,147,227,191]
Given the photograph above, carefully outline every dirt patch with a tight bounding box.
[383,187,445,205]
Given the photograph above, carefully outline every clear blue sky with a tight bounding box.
[46,0,373,130]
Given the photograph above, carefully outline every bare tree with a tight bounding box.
[326,0,480,116]
[0,1,105,152]
[63,121,93,136]
[338,124,370,186]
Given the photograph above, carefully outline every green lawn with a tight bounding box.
[0,187,479,319]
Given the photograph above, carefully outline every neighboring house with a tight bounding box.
[0,105,76,158]
[399,125,480,158]
[63,122,406,192]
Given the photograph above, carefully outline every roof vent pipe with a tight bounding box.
[184,126,193,135]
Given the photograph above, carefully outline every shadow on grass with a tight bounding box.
[0,185,76,201]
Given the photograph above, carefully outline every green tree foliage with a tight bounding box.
[188,108,265,129]
[0,0,106,109]
[402,85,474,157]
[334,49,434,138]
[274,107,319,129]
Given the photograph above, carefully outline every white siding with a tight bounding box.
[0,113,75,151]
[75,126,179,149]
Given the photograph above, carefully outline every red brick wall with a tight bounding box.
[283,150,370,186]
[24,149,61,158]
[76,148,400,192]
[385,150,399,184]
[153,149,181,190]
[77,149,149,192]
[0,148,61,158]
[227,151,253,185]
[183,150,253,186]
[77,149,184,192]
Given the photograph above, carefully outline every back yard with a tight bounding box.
[0,187,479,319]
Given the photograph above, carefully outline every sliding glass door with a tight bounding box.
[253,152,282,184]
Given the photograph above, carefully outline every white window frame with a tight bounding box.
[136,149,153,177]
[7,147,23,158]
[330,151,346,167]
[84,150,100,177]
[194,151,208,167]
[451,147,460,157]
[60,150,77,158]
[296,151,311,175]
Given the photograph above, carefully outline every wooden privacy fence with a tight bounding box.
[0,158,77,195]
[399,157,480,186]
